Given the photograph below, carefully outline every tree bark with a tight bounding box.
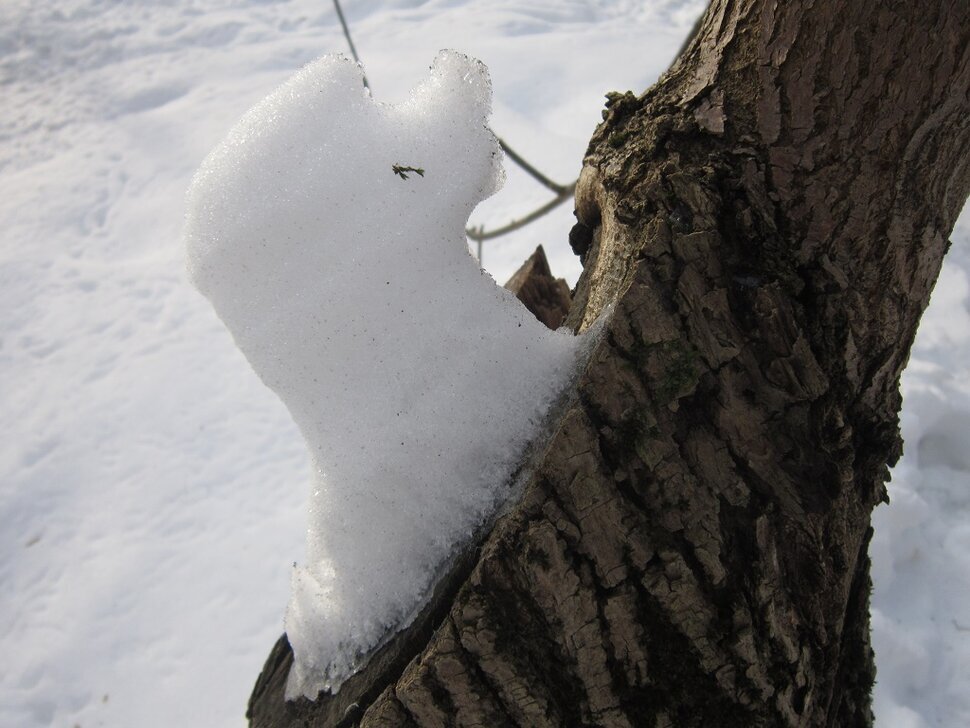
[504,245,573,330]
[249,1,970,725]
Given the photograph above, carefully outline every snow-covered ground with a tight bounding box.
[0,1,965,726]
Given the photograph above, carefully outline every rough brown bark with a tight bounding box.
[249,1,970,726]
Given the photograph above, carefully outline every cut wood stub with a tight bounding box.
[504,245,572,330]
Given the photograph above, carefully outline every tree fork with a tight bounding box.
[249,1,970,725]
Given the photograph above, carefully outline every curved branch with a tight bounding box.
[466,183,576,243]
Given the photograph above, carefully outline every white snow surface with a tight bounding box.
[0,0,967,725]
[186,50,584,697]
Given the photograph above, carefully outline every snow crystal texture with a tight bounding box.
[185,51,582,698]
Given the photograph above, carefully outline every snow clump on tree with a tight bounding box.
[185,51,590,699]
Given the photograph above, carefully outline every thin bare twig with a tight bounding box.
[332,0,369,89]
[331,0,579,262]
[466,183,576,243]
[498,139,570,195]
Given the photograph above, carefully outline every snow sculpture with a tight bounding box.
[185,51,585,699]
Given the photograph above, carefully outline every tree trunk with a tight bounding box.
[248,1,970,725]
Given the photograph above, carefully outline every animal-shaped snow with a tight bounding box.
[185,51,583,699]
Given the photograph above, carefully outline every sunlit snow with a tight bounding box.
[1,1,967,726]
[186,51,585,697]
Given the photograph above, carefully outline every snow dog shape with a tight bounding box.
[185,51,583,699]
